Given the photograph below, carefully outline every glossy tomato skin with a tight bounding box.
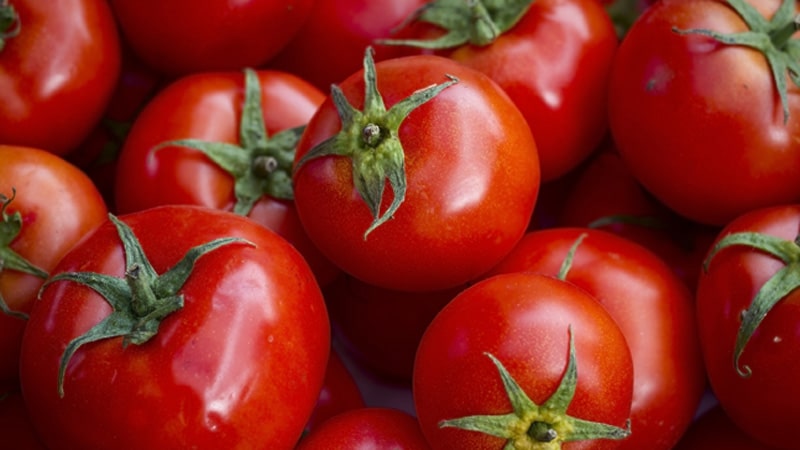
[0,146,108,392]
[487,228,706,450]
[608,0,800,226]
[444,0,618,181]
[19,205,330,450]
[109,0,314,77]
[268,0,429,92]
[0,0,121,156]
[293,54,540,293]
[305,348,366,433]
[673,406,779,450]
[413,272,633,450]
[696,205,800,449]
[296,407,431,450]
[114,69,340,286]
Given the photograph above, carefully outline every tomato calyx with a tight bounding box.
[293,47,458,238]
[672,0,800,124]
[39,213,252,397]
[0,189,48,321]
[703,230,800,378]
[152,68,301,215]
[439,327,631,449]
[378,0,535,49]
[0,0,20,52]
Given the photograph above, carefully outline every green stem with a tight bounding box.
[0,0,19,52]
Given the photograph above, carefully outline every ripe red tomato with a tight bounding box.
[608,0,800,225]
[109,0,315,77]
[114,68,340,286]
[383,0,619,181]
[268,0,429,92]
[292,50,540,292]
[305,349,366,433]
[0,145,108,392]
[696,204,800,449]
[296,407,431,450]
[413,272,633,449]
[487,228,707,450]
[0,0,121,156]
[19,205,330,450]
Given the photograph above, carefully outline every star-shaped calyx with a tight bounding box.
[38,214,251,397]
[440,327,631,449]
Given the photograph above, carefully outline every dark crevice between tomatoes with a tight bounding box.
[0,0,20,52]
[703,230,800,378]
[377,0,535,48]
[293,46,458,239]
[0,189,48,320]
[150,68,301,215]
[439,326,631,449]
[38,213,252,398]
[672,0,800,124]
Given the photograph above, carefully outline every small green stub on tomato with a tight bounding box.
[378,0,535,48]
[150,68,300,215]
[38,213,253,397]
[0,189,48,320]
[703,231,800,378]
[439,327,631,449]
[293,46,458,239]
[0,0,20,52]
[673,0,800,124]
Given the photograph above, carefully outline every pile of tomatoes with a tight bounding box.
[1,0,798,449]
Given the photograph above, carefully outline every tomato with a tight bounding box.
[696,204,800,449]
[324,274,459,381]
[413,272,633,449]
[268,0,429,92]
[608,0,800,226]
[114,68,340,286]
[673,406,779,450]
[305,348,366,433]
[296,407,431,450]
[19,205,330,450]
[0,145,108,393]
[487,228,706,450]
[0,0,121,156]
[0,391,46,449]
[383,0,619,181]
[292,49,540,293]
[109,0,314,77]
[556,148,720,291]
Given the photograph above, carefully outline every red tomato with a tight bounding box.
[0,145,108,392]
[114,68,340,286]
[608,0,800,225]
[19,205,330,450]
[696,204,800,449]
[324,274,458,381]
[557,148,720,291]
[673,406,779,450]
[487,228,707,450]
[0,0,121,156]
[385,0,618,181]
[109,0,314,77]
[0,391,47,449]
[268,0,429,92]
[305,349,366,433]
[296,407,431,450]
[293,50,540,292]
[413,272,633,449]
